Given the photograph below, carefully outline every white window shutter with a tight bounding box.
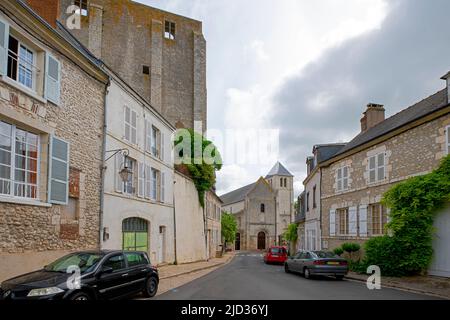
[0,18,9,76]
[145,120,149,152]
[45,53,61,105]
[329,209,336,236]
[161,171,165,202]
[348,206,358,236]
[114,153,123,193]
[48,136,70,204]
[138,162,144,198]
[359,205,368,237]
[161,132,165,162]
[144,165,151,199]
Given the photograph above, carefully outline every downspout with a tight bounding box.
[274,194,277,246]
[203,199,208,261]
[99,79,111,248]
[173,179,178,264]
[319,169,323,250]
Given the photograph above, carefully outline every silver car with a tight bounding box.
[284,250,348,280]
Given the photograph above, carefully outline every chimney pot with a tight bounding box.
[360,103,385,132]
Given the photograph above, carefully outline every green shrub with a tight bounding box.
[333,247,344,256]
[342,243,361,253]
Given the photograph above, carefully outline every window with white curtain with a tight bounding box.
[0,121,39,199]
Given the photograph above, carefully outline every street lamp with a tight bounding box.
[105,148,131,182]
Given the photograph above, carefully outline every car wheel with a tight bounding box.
[69,292,91,301]
[284,263,290,273]
[304,268,311,279]
[335,275,345,280]
[143,276,159,298]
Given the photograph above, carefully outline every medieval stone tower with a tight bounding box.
[29,0,207,131]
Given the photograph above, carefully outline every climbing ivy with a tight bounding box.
[362,155,450,276]
[174,128,222,207]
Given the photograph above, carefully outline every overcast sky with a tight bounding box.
[138,0,450,197]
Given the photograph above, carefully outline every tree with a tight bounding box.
[283,223,298,255]
[221,212,237,249]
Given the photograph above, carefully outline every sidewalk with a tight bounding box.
[158,252,235,280]
[346,271,450,299]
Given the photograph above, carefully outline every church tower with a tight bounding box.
[265,162,294,244]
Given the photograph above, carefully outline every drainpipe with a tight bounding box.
[319,169,323,250]
[173,179,178,265]
[274,194,277,246]
[203,199,208,261]
[99,79,111,249]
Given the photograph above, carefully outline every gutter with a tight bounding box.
[99,79,111,248]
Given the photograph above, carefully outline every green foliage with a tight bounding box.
[348,260,367,273]
[174,128,222,207]
[341,243,361,253]
[333,247,344,256]
[283,223,298,243]
[221,212,237,245]
[360,155,450,276]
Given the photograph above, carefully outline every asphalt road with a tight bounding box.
[157,251,437,300]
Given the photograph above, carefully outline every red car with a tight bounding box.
[264,246,288,264]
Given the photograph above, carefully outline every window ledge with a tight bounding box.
[0,76,47,104]
[0,196,51,207]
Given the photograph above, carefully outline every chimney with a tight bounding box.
[360,103,385,132]
[26,0,60,28]
[441,71,450,104]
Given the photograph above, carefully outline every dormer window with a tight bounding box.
[7,36,35,90]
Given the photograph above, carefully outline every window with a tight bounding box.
[337,208,349,235]
[164,21,176,40]
[306,192,310,212]
[336,166,349,192]
[125,253,146,267]
[260,203,265,213]
[0,121,39,199]
[151,168,159,201]
[103,254,126,272]
[74,0,89,16]
[151,126,160,157]
[312,185,317,209]
[446,125,450,155]
[7,36,36,90]
[123,157,135,195]
[370,203,387,235]
[368,153,385,183]
[124,106,137,144]
[122,217,148,252]
[142,65,150,75]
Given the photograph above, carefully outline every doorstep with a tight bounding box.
[346,271,450,299]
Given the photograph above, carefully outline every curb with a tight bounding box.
[159,254,235,280]
[345,275,450,300]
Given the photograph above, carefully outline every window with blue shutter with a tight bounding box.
[45,53,61,105]
[0,17,9,76]
[49,136,69,204]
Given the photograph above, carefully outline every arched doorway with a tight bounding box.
[257,232,266,250]
[235,233,241,251]
[122,217,149,253]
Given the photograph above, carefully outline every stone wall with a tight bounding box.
[321,113,450,251]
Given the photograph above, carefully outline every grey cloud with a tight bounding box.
[271,0,450,196]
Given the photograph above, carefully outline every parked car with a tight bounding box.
[0,250,159,300]
[264,246,288,264]
[284,250,348,280]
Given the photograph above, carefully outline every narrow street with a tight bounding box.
[157,252,437,300]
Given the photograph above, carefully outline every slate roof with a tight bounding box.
[314,144,347,164]
[265,161,294,178]
[220,182,256,206]
[333,89,448,159]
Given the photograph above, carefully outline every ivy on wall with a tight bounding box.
[174,128,222,207]
[361,155,450,276]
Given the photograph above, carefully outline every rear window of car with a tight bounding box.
[125,253,148,267]
[270,248,286,254]
[313,251,339,258]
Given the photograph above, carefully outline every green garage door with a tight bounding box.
[122,218,148,252]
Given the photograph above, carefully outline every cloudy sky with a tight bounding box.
[138,0,450,197]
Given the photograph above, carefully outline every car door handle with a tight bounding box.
[121,273,129,277]
[141,269,148,272]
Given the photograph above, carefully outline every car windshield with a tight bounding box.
[44,253,103,274]
[313,251,339,259]
[270,248,286,254]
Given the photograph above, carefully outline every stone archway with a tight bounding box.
[257,231,266,250]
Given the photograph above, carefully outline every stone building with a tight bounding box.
[221,162,294,251]
[205,190,222,259]
[318,74,450,277]
[40,0,207,131]
[0,1,108,281]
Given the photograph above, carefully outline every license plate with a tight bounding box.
[327,261,339,265]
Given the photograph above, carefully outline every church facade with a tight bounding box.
[220,162,294,251]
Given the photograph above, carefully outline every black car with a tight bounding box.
[0,250,159,300]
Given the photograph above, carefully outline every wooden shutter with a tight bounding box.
[45,53,61,105]
[161,171,165,202]
[114,153,123,193]
[348,206,358,236]
[0,18,9,76]
[48,136,70,204]
[359,205,368,237]
[138,162,144,198]
[161,132,165,162]
[329,209,336,236]
[144,165,151,199]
